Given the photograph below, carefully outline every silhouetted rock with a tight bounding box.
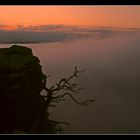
[0,45,47,133]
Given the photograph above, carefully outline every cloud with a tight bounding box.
[0,30,91,44]
[0,24,139,44]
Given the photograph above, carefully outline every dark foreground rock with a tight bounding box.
[0,45,50,133]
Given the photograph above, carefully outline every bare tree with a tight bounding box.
[34,66,95,133]
[42,66,95,111]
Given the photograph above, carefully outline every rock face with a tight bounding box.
[0,45,46,133]
[0,45,44,92]
[0,45,39,72]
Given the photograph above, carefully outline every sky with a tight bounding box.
[0,6,140,29]
[0,6,139,44]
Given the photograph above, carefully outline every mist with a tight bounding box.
[1,27,140,133]
[20,30,140,134]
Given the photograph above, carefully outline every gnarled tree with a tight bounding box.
[34,66,95,133]
[42,66,94,109]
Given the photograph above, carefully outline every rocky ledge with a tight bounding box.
[0,45,47,133]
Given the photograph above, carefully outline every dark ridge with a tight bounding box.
[0,45,49,133]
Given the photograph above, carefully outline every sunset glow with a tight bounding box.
[0,5,140,134]
[0,6,140,29]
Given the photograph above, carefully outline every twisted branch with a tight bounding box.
[42,66,95,109]
[53,92,95,106]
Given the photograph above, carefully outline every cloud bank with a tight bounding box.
[0,24,139,44]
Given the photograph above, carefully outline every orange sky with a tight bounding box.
[0,6,140,29]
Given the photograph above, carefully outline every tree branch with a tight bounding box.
[52,66,85,93]
[53,92,95,106]
[42,66,95,109]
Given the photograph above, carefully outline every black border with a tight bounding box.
[0,0,140,5]
[0,0,139,137]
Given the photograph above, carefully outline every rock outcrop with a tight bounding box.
[0,45,46,133]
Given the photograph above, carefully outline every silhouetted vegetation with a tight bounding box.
[0,45,94,134]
